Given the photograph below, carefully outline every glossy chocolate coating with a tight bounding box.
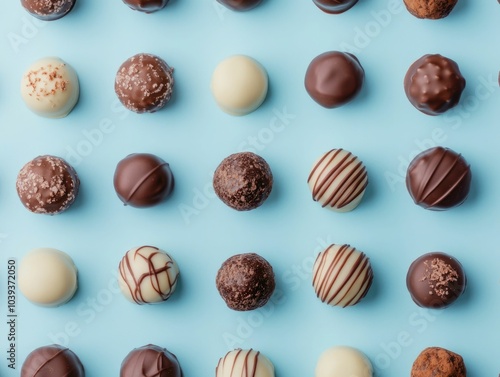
[217,0,262,11]
[21,0,76,21]
[213,152,273,211]
[21,344,84,377]
[406,147,471,210]
[305,51,364,108]
[313,0,359,14]
[114,153,174,208]
[403,0,458,19]
[407,252,466,309]
[404,54,465,115]
[120,344,182,377]
[216,253,275,311]
[122,0,169,12]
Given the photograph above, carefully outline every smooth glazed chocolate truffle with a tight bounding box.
[211,55,268,116]
[19,248,78,307]
[113,153,174,208]
[21,57,79,118]
[411,347,466,377]
[313,244,373,307]
[115,53,174,113]
[21,0,76,20]
[217,0,262,11]
[305,51,364,108]
[407,252,466,309]
[216,253,275,311]
[404,54,465,115]
[406,147,471,210]
[313,0,358,14]
[217,349,275,377]
[16,155,79,215]
[121,344,182,377]
[403,0,458,19]
[213,152,273,211]
[21,344,84,377]
[308,149,368,212]
[118,246,179,304]
[315,346,373,377]
[122,0,169,12]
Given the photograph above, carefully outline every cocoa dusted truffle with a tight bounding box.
[120,344,182,377]
[312,0,359,14]
[403,0,458,19]
[404,54,465,115]
[213,152,273,211]
[122,0,169,12]
[21,0,76,21]
[407,252,466,309]
[21,344,84,377]
[216,253,275,311]
[217,0,262,11]
[406,147,471,210]
[411,347,466,377]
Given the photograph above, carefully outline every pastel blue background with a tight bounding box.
[0,0,499,376]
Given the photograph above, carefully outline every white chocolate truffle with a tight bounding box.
[312,244,373,307]
[19,248,78,307]
[118,246,179,304]
[316,346,373,377]
[216,349,274,377]
[211,55,268,116]
[20,57,79,118]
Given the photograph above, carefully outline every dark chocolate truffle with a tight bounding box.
[305,51,364,109]
[411,347,466,377]
[313,0,359,14]
[21,344,84,377]
[404,54,465,115]
[403,0,458,19]
[16,155,79,215]
[216,253,275,311]
[21,0,76,21]
[407,252,466,309]
[120,344,182,377]
[115,53,174,114]
[122,0,169,12]
[216,0,262,11]
[406,147,471,210]
[213,152,273,211]
[113,153,174,208]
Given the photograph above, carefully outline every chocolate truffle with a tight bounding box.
[211,55,268,116]
[216,253,275,311]
[404,54,465,115]
[16,155,79,215]
[21,344,84,377]
[122,0,169,12]
[121,344,182,377]
[403,0,458,19]
[19,248,78,307]
[118,246,179,304]
[313,244,373,307]
[217,349,275,377]
[115,53,174,113]
[316,346,373,377]
[113,153,174,208]
[21,57,80,118]
[213,152,273,211]
[21,0,76,21]
[305,51,364,108]
[407,252,466,309]
[406,147,471,210]
[308,149,368,212]
[217,0,262,11]
[411,347,466,377]
[313,0,358,14]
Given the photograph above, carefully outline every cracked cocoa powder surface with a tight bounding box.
[411,347,466,377]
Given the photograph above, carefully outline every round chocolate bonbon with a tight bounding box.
[120,344,182,377]
[216,0,262,11]
[315,346,373,377]
[21,0,76,20]
[122,0,169,12]
[21,344,84,377]
[216,349,275,377]
[312,0,359,14]
[403,0,458,19]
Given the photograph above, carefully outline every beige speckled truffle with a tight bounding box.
[403,0,458,19]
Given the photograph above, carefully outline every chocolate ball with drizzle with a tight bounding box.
[120,344,182,377]
[122,0,169,13]
[21,344,84,377]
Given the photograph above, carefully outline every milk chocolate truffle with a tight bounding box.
[407,252,466,309]
[211,55,268,116]
[216,253,275,311]
[16,155,79,215]
[21,0,76,20]
[19,248,78,307]
[113,153,174,208]
[411,347,466,377]
[115,53,174,113]
[21,57,79,118]
[217,349,275,377]
[313,244,373,307]
[121,345,182,377]
[404,54,465,115]
[315,346,373,377]
[305,51,364,108]
[213,152,273,211]
[217,0,262,11]
[122,0,169,12]
[313,0,358,14]
[406,147,471,210]
[308,149,368,212]
[118,246,179,304]
[403,0,458,19]
[21,344,84,377]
